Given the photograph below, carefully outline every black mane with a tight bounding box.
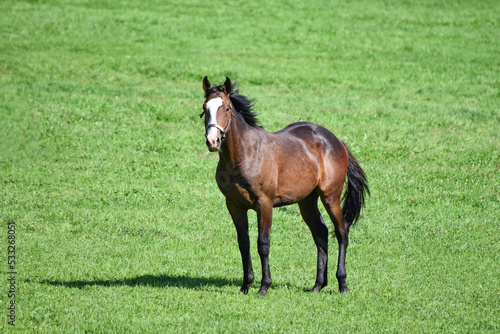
[204,82,261,128]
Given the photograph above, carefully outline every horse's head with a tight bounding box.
[201,76,234,152]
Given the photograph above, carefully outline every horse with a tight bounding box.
[200,76,369,296]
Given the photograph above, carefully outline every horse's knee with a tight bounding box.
[257,239,270,257]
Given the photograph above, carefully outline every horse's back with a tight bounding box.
[274,122,346,155]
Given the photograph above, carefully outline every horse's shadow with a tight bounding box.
[41,274,240,290]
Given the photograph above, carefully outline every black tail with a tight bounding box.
[341,146,370,227]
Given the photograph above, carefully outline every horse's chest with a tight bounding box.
[216,170,255,207]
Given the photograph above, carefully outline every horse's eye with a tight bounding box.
[226,107,230,112]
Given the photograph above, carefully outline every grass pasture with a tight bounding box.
[1,0,499,332]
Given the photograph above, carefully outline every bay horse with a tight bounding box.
[200,77,369,296]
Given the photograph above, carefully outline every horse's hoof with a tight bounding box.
[309,286,322,293]
[239,281,253,294]
[240,285,252,295]
[339,286,350,293]
[256,287,268,296]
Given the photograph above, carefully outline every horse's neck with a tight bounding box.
[219,112,259,165]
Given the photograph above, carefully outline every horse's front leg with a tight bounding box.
[226,198,254,294]
[256,199,273,296]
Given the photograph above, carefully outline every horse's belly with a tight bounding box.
[273,182,316,207]
[273,195,299,207]
[272,159,319,206]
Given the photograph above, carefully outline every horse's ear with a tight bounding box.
[223,77,232,96]
[203,76,211,93]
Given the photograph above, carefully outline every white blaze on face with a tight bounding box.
[206,97,223,140]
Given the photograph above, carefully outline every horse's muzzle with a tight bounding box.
[206,138,220,152]
[206,126,222,152]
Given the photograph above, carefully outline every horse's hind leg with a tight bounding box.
[298,192,328,292]
[321,194,350,293]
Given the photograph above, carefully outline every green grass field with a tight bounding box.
[1,0,499,332]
